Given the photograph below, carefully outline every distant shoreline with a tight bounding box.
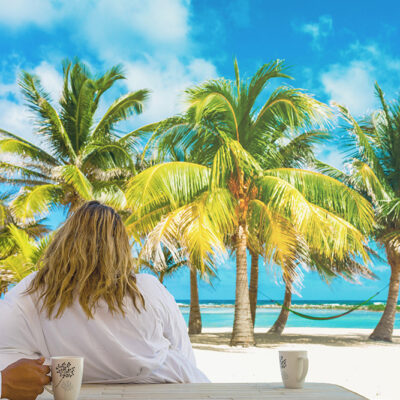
[177,302,400,312]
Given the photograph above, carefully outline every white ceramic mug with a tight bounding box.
[278,350,308,389]
[45,356,84,400]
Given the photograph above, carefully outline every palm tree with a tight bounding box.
[138,244,187,284]
[0,192,49,293]
[0,224,50,293]
[0,59,151,220]
[131,193,222,335]
[267,250,375,335]
[317,86,400,341]
[125,60,374,346]
[245,124,332,327]
[0,192,48,258]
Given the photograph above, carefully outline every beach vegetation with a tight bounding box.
[320,86,400,341]
[0,59,150,221]
[125,59,375,346]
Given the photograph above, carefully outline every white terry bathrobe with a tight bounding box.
[0,273,209,384]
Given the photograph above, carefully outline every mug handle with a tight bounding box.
[44,385,53,394]
[297,356,309,382]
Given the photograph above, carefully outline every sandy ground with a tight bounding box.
[190,328,400,400]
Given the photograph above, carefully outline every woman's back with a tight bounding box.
[0,201,208,383]
[0,272,207,383]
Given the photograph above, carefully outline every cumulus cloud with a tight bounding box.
[80,0,191,61]
[321,61,375,116]
[320,42,400,116]
[299,15,333,49]
[124,57,218,126]
[0,99,33,139]
[0,0,191,61]
[32,61,64,103]
[0,0,59,28]
[0,0,219,146]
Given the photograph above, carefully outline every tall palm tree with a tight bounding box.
[125,60,374,346]
[318,86,400,341]
[0,60,151,220]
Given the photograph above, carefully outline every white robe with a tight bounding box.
[0,272,209,384]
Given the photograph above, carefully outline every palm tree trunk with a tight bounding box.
[370,246,400,342]
[249,250,259,327]
[188,268,202,335]
[268,280,292,335]
[231,224,255,346]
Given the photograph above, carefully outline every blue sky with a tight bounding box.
[0,0,399,301]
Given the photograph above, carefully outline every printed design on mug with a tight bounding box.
[55,362,76,390]
[279,355,287,369]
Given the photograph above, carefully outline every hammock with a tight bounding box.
[259,283,389,321]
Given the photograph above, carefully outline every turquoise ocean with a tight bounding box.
[178,300,400,329]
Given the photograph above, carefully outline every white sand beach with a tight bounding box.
[191,328,400,400]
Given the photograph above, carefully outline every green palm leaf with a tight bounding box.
[262,168,374,233]
[11,184,62,221]
[19,72,76,161]
[125,162,210,217]
[93,90,150,138]
[60,165,93,200]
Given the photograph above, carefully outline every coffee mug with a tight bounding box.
[278,350,308,389]
[45,356,84,400]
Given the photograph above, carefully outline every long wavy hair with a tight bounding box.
[27,201,144,319]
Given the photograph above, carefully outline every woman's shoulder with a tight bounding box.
[135,273,174,303]
[4,272,38,302]
[135,273,163,290]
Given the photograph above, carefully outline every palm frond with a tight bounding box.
[0,135,59,166]
[261,168,375,234]
[19,72,77,161]
[11,185,62,221]
[337,103,391,192]
[59,165,93,200]
[125,162,210,217]
[93,90,150,138]
[0,162,51,183]
[254,88,332,133]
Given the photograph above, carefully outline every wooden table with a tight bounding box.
[37,382,368,399]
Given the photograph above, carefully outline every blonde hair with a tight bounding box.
[27,201,144,318]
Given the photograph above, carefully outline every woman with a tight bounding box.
[0,201,208,384]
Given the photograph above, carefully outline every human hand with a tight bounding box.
[1,357,51,400]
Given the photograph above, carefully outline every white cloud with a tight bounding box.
[0,0,59,28]
[33,61,63,103]
[124,57,218,125]
[0,0,219,146]
[321,61,375,116]
[69,0,190,61]
[299,15,333,49]
[320,42,400,116]
[0,59,63,148]
[0,0,191,60]
[0,98,38,157]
